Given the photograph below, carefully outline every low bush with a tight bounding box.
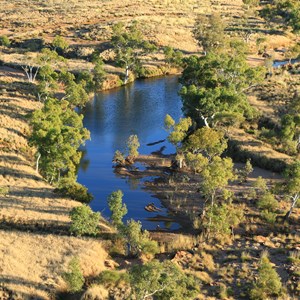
[58,178,93,203]
[0,186,9,196]
[257,192,278,212]
[63,257,84,293]
[250,252,282,300]
[97,270,129,286]
[0,35,10,47]
[69,205,100,236]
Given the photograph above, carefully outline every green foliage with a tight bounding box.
[242,0,259,8]
[69,205,100,236]
[200,156,235,205]
[126,134,140,159]
[107,190,127,228]
[29,98,90,182]
[252,176,268,192]
[0,35,10,47]
[65,81,89,108]
[52,35,69,52]
[93,58,106,91]
[58,178,93,203]
[112,150,126,166]
[77,70,95,93]
[63,257,84,293]
[167,117,192,148]
[38,48,65,65]
[97,270,129,286]
[285,161,300,195]
[283,160,300,219]
[164,114,176,130]
[204,202,244,238]
[36,65,59,100]
[280,94,300,154]
[261,210,277,224]
[185,127,227,160]
[180,52,262,127]
[250,253,282,300]
[123,219,159,256]
[59,70,76,85]
[238,159,253,183]
[111,21,157,82]
[0,186,9,196]
[261,0,300,33]
[129,260,200,300]
[163,46,183,67]
[185,152,208,173]
[257,192,278,212]
[193,13,226,53]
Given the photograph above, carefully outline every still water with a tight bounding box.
[77,76,182,230]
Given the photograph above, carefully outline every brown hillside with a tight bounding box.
[0,68,109,299]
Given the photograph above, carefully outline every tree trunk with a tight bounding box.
[284,193,299,221]
[36,153,41,173]
[124,66,129,84]
[200,114,210,128]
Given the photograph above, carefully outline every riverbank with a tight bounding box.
[0,67,113,299]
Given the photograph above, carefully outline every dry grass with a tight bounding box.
[0,68,109,299]
[0,231,107,299]
[0,0,247,53]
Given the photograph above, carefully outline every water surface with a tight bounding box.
[78,76,182,230]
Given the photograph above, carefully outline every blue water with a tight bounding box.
[273,58,299,68]
[77,76,182,230]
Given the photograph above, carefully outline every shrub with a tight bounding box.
[238,159,253,183]
[58,178,93,203]
[204,203,243,240]
[241,251,251,262]
[0,35,10,47]
[250,252,282,300]
[97,270,129,286]
[123,219,159,257]
[107,190,127,228]
[52,35,69,52]
[288,251,300,265]
[126,134,140,160]
[69,205,100,236]
[129,260,200,300]
[0,186,9,195]
[261,210,277,224]
[257,192,278,212]
[63,257,84,293]
[112,150,126,166]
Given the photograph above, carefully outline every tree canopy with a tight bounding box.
[179,52,263,127]
[29,98,90,182]
[129,260,200,300]
[111,21,156,83]
[193,13,226,54]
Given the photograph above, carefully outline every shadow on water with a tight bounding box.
[77,76,183,230]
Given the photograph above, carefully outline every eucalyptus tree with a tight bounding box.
[22,48,64,83]
[283,160,300,220]
[129,260,200,300]
[111,21,156,83]
[29,98,90,183]
[280,93,300,154]
[52,35,69,53]
[184,127,227,161]
[108,190,127,229]
[179,52,263,127]
[193,13,226,54]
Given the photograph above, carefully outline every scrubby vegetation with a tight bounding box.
[1,0,299,299]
